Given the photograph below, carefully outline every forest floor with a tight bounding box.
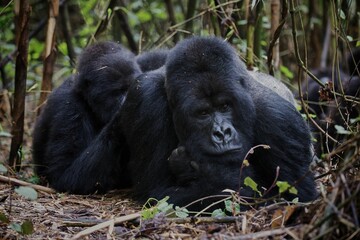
[0,96,359,239]
[0,175,322,239]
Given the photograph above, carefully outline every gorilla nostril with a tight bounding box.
[213,131,224,142]
[223,128,233,143]
[224,128,232,137]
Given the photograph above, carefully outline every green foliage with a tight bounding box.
[28,39,44,61]
[334,125,351,135]
[211,208,227,217]
[0,212,33,235]
[276,181,298,195]
[26,175,41,185]
[174,206,189,218]
[10,220,34,235]
[141,196,189,220]
[244,176,262,196]
[280,65,294,79]
[0,212,10,223]
[225,200,241,215]
[14,186,38,201]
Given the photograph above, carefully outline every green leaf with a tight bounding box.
[157,201,173,214]
[225,200,240,214]
[289,186,298,195]
[15,186,38,201]
[276,181,298,195]
[0,212,9,223]
[10,223,22,233]
[141,208,158,220]
[0,163,8,174]
[27,175,40,184]
[339,9,346,19]
[334,125,351,135]
[136,9,152,22]
[211,209,226,217]
[280,65,294,79]
[347,35,354,42]
[244,176,261,196]
[276,181,291,194]
[175,206,189,218]
[21,220,34,235]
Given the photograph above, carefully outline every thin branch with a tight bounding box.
[0,175,56,193]
[267,0,288,75]
[59,1,76,67]
[164,0,179,43]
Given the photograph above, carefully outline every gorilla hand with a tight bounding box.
[168,146,200,185]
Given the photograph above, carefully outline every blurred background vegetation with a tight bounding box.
[0,0,359,238]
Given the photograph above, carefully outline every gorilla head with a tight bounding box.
[75,42,141,124]
[165,37,255,161]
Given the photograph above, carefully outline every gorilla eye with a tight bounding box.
[200,110,209,116]
[196,109,210,117]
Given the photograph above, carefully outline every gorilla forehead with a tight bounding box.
[165,37,249,106]
[166,37,245,76]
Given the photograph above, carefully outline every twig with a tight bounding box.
[70,213,141,240]
[0,175,56,194]
[63,215,242,228]
[227,226,303,239]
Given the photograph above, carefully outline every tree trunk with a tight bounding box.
[9,0,31,170]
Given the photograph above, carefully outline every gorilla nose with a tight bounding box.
[212,125,233,144]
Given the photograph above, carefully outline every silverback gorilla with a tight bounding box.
[33,37,317,209]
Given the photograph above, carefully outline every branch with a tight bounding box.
[69,213,141,240]
[0,175,56,194]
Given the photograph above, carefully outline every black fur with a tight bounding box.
[136,49,168,72]
[33,42,140,193]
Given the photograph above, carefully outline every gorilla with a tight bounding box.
[300,48,360,155]
[33,37,317,209]
[120,37,316,207]
[33,42,139,193]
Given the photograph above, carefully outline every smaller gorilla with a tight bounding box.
[33,42,140,194]
[300,49,360,155]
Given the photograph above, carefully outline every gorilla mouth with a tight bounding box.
[206,147,242,156]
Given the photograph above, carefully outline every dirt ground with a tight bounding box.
[0,181,320,239]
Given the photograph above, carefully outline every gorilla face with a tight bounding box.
[173,78,255,159]
[75,42,141,124]
[165,37,257,161]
